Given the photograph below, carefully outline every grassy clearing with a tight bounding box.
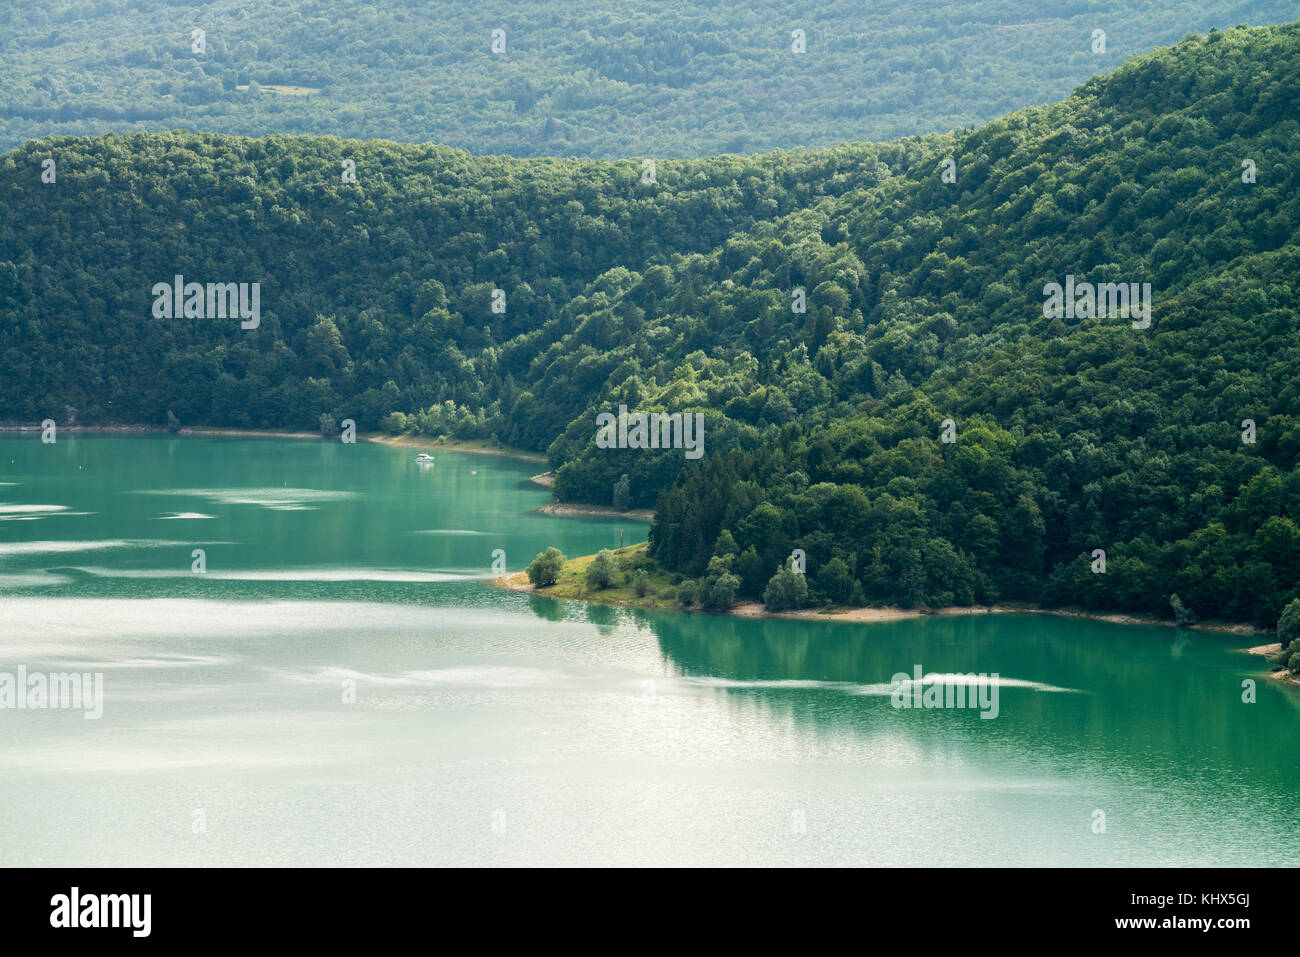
[502,543,685,609]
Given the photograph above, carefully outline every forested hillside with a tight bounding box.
[1,0,1294,155]
[3,22,1299,625]
[0,137,906,432]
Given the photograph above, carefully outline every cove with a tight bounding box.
[0,435,1295,867]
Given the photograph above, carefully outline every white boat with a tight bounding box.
[415,453,434,463]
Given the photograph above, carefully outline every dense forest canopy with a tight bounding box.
[2,21,1299,626]
[0,0,1295,155]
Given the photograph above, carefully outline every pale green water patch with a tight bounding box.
[0,436,1294,867]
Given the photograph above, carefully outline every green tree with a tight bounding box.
[1278,598,1300,655]
[526,546,565,587]
[713,529,738,558]
[585,549,618,589]
[1169,592,1196,627]
[678,579,698,606]
[705,572,740,610]
[764,561,810,611]
[814,556,855,605]
[612,474,631,511]
[735,546,767,598]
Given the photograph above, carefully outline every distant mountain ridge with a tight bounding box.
[0,0,1295,155]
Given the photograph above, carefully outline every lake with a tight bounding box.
[0,434,1296,866]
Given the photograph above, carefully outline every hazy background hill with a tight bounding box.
[1,0,1295,156]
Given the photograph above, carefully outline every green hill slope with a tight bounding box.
[2,22,1299,625]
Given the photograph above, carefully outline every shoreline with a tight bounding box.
[4,424,1291,651]
[0,422,547,460]
[499,571,1270,636]
[536,501,655,521]
[496,543,1273,639]
[363,432,546,461]
[523,471,651,520]
[1243,642,1299,686]
[0,422,647,519]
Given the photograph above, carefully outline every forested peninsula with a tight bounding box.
[3,23,1300,636]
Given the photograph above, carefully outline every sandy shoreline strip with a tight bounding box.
[537,502,654,521]
[496,572,1270,636]
[0,422,554,462]
[365,432,546,461]
[1246,643,1283,656]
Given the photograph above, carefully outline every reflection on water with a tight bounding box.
[0,437,1296,866]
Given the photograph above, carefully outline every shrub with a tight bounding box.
[612,474,631,511]
[1278,599,1300,654]
[585,549,617,589]
[815,557,855,606]
[678,580,698,606]
[704,572,740,610]
[1170,592,1196,627]
[526,546,565,587]
[764,562,810,611]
